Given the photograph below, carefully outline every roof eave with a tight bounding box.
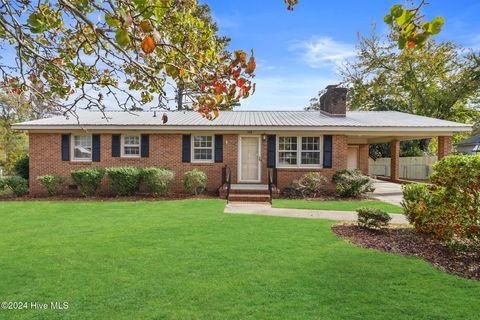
[11,124,473,133]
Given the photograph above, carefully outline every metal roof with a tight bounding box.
[12,110,472,132]
[455,134,480,146]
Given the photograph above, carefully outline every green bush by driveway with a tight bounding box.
[0,200,478,319]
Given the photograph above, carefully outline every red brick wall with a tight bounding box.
[275,135,348,192]
[29,133,238,195]
[358,144,369,175]
[438,136,452,160]
[29,133,349,195]
[390,140,400,181]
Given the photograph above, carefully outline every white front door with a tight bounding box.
[239,136,261,182]
[347,146,359,170]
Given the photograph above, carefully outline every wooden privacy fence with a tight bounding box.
[369,156,438,180]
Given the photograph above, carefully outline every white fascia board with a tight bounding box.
[12,124,473,133]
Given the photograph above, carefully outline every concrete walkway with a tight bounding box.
[225,202,408,224]
[368,179,404,206]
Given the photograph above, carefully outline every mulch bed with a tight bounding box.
[279,194,369,201]
[0,193,218,202]
[332,223,480,280]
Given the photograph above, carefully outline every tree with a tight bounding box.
[0,0,256,120]
[338,28,479,158]
[173,3,241,111]
[289,1,444,50]
[0,91,37,173]
[340,31,479,123]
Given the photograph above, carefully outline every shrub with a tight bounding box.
[142,167,175,196]
[37,175,67,196]
[286,172,327,197]
[14,155,29,180]
[357,207,391,229]
[401,183,431,224]
[402,154,480,246]
[183,169,207,195]
[0,176,29,196]
[332,169,375,197]
[106,167,142,196]
[71,168,105,196]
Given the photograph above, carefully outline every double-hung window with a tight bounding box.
[122,135,141,157]
[301,137,321,165]
[277,136,322,168]
[192,135,214,162]
[278,136,298,166]
[72,135,92,161]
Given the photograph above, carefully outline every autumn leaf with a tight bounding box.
[245,54,256,75]
[141,35,155,53]
[139,20,153,33]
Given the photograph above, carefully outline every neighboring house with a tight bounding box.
[455,134,480,155]
[13,86,471,198]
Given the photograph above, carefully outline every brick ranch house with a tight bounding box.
[13,87,471,200]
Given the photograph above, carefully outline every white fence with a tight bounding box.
[368,156,438,180]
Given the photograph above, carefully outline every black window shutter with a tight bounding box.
[214,135,223,163]
[182,134,191,162]
[323,135,333,168]
[61,134,70,161]
[112,134,121,157]
[92,134,101,162]
[141,134,149,158]
[267,135,276,168]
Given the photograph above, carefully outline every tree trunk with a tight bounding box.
[176,83,184,110]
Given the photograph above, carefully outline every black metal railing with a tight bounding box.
[267,168,275,204]
[222,165,232,202]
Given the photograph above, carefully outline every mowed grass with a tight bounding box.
[273,199,403,213]
[0,200,478,319]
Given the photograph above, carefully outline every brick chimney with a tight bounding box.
[319,85,347,117]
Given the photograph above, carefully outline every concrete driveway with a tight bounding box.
[368,179,404,206]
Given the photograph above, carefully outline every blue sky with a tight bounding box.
[206,0,480,110]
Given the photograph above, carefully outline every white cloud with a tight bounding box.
[291,37,356,68]
[238,75,338,111]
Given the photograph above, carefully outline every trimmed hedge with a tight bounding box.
[183,169,207,195]
[106,167,142,196]
[357,207,391,229]
[71,168,105,196]
[0,176,29,196]
[142,167,175,196]
[332,169,375,197]
[37,175,67,196]
[285,172,327,197]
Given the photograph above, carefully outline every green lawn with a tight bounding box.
[273,199,403,213]
[0,200,478,319]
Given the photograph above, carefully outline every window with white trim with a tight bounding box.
[72,135,92,161]
[122,135,141,157]
[277,136,322,168]
[278,136,298,166]
[192,135,213,162]
[301,137,321,165]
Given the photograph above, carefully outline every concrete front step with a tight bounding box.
[228,194,271,202]
[219,184,280,199]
